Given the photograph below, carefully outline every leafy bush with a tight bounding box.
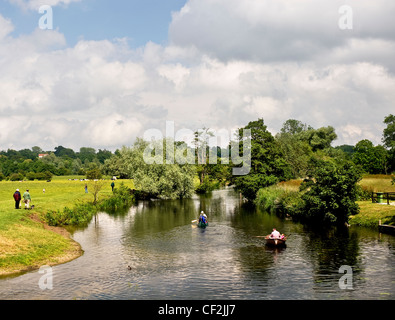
[255,186,285,212]
[298,158,362,225]
[100,183,135,211]
[356,184,374,201]
[9,173,24,181]
[256,185,304,216]
[195,179,219,194]
[26,172,36,180]
[86,168,102,180]
[44,202,96,226]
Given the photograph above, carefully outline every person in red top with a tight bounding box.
[13,189,21,209]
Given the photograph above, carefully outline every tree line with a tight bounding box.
[0,146,112,181]
[1,114,394,191]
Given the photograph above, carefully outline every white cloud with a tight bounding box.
[169,0,395,68]
[83,113,143,149]
[0,15,14,39]
[7,0,81,11]
[1,0,394,151]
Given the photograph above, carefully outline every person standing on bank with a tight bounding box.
[111,181,115,192]
[13,189,21,209]
[23,189,31,209]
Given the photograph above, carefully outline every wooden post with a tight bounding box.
[387,193,390,205]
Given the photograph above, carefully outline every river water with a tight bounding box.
[0,187,394,300]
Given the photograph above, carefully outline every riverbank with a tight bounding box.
[0,176,134,277]
[256,174,395,229]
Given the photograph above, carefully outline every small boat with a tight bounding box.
[265,235,286,247]
[197,220,208,228]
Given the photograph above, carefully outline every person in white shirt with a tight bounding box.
[270,228,281,239]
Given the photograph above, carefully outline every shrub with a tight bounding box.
[26,172,36,181]
[299,158,362,225]
[44,203,96,226]
[86,168,102,180]
[35,172,46,180]
[100,183,135,211]
[9,173,24,181]
[195,179,219,194]
[255,186,285,212]
[356,184,374,201]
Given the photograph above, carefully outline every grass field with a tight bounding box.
[0,176,133,277]
[358,174,395,193]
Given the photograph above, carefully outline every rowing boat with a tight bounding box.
[265,235,286,247]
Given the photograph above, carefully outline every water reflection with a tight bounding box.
[0,187,393,300]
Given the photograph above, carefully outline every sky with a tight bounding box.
[0,0,394,152]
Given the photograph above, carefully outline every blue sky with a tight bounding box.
[0,0,394,151]
[1,0,186,47]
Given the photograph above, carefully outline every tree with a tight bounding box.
[193,127,215,184]
[89,180,105,205]
[78,147,96,163]
[353,139,388,174]
[96,149,113,164]
[86,168,102,180]
[299,158,362,225]
[276,133,313,178]
[280,119,312,135]
[382,114,395,149]
[54,146,76,159]
[233,119,292,201]
[306,126,338,151]
[382,114,395,172]
[334,145,355,160]
[31,146,43,156]
[106,139,196,200]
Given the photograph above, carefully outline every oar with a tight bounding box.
[254,234,290,238]
[191,219,198,223]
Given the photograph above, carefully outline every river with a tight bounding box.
[0,187,394,300]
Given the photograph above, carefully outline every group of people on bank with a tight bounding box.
[13,189,32,209]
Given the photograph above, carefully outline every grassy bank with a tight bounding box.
[0,176,134,276]
[256,174,395,229]
[350,174,395,228]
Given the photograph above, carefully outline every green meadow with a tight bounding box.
[0,176,133,277]
[352,174,395,228]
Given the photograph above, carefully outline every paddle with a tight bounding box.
[254,234,291,238]
[191,219,198,223]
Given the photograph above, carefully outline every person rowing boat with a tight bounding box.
[198,211,208,228]
[265,228,286,246]
[269,228,285,239]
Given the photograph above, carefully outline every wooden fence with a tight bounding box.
[371,192,395,205]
